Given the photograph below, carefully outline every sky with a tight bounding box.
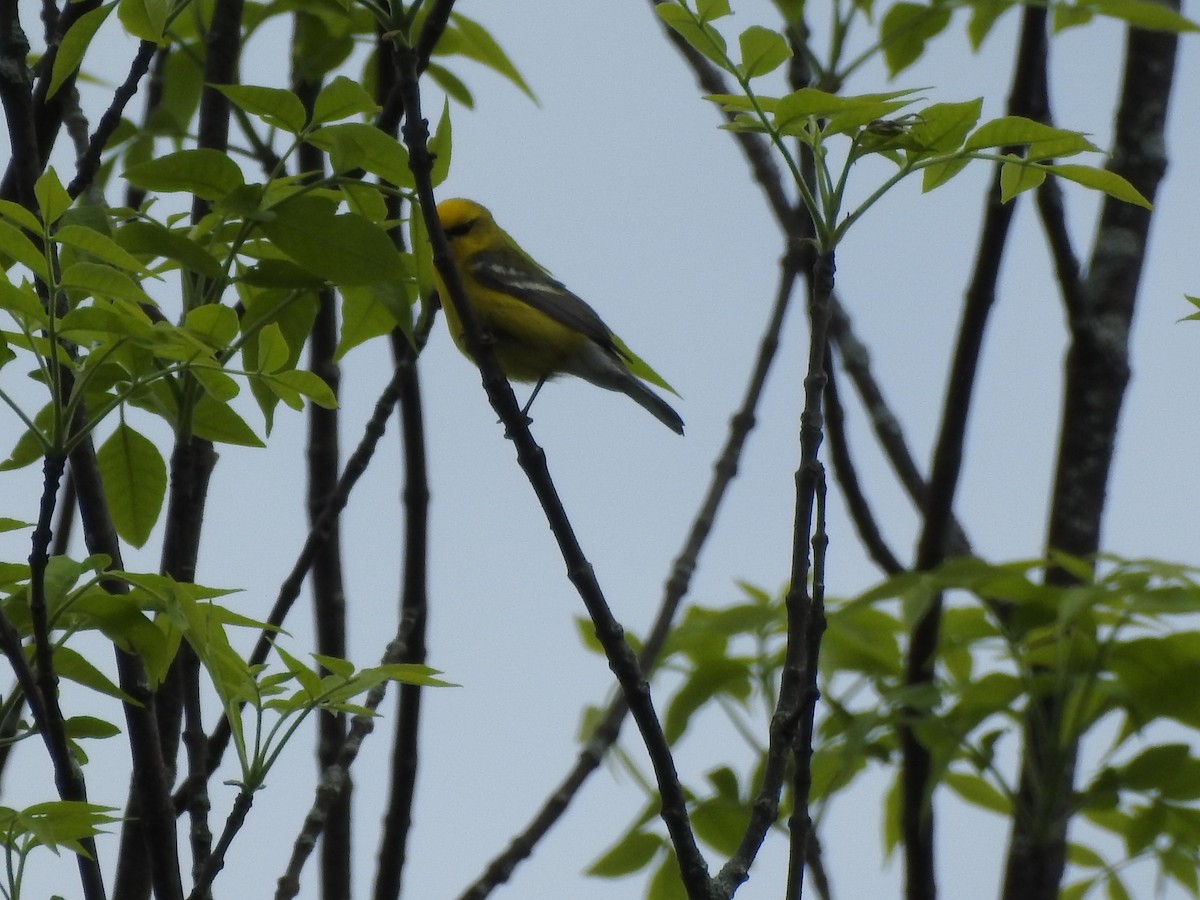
[1,1,1199,898]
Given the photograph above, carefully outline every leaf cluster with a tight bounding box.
[655,0,1167,251]
[585,556,1200,898]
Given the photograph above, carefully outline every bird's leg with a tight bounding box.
[520,378,547,421]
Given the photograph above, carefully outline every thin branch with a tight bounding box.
[824,356,903,575]
[67,39,156,199]
[826,303,971,557]
[714,251,836,895]
[394,20,713,897]
[69,426,183,900]
[0,454,107,900]
[184,351,418,805]
[186,790,254,900]
[277,612,425,900]
[459,248,804,899]
[371,322,431,900]
[290,54,355,895]
[1003,9,1180,900]
[900,9,1055,898]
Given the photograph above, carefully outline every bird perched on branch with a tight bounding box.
[432,198,684,435]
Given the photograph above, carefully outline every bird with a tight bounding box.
[432,198,684,435]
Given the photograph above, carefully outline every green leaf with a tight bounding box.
[154,46,204,135]
[696,0,732,21]
[964,117,1098,155]
[53,645,138,704]
[1108,633,1200,728]
[944,771,1009,813]
[339,180,388,223]
[305,123,414,187]
[0,199,45,235]
[586,829,661,878]
[59,302,154,343]
[0,404,54,470]
[366,663,451,687]
[1119,743,1200,799]
[313,653,355,678]
[880,2,952,76]
[664,659,750,744]
[290,12,354,83]
[60,261,154,309]
[256,323,290,373]
[445,13,536,101]
[429,100,452,188]
[66,591,174,685]
[773,88,918,137]
[263,369,337,410]
[96,423,166,548]
[999,158,1046,202]
[185,304,239,349]
[1053,4,1094,31]
[9,801,120,851]
[123,149,246,201]
[191,394,264,447]
[967,0,1016,50]
[336,283,405,360]
[190,363,240,402]
[213,84,308,135]
[1089,0,1200,33]
[1044,163,1151,209]
[311,75,379,125]
[692,798,746,854]
[117,0,168,43]
[63,716,121,739]
[646,852,687,900]
[1067,841,1107,869]
[921,156,971,192]
[738,25,791,79]
[49,3,115,100]
[259,195,407,286]
[1105,872,1132,900]
[908,99,983,154]
[114,220,224,279]
[427,62,474,109]
[410,201,434,301]
[655,4,730,70]
[54,225,151,276]
[0,220,51,282]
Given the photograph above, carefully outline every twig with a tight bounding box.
[371,326,431,900]
[459,248,804,899]
[394,18,714,897]
[714,251,837,895]
[185,352,417,804]
[69,423,183,900]
[67,40,156,199]
[1002,9,1180,899]
[276,613,425,900]
[824,357,903,575]
[902,8,1053,898]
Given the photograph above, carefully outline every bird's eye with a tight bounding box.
[444,219,476,239]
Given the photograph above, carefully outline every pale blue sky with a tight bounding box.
[1,1,1198,897]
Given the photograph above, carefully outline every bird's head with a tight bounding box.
[436,198,496,250]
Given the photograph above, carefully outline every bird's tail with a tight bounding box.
[619,376,685,435]
[569,341,685,434]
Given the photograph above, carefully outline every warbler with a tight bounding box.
[432,198,685,435]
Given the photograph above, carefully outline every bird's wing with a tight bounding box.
[467,247,620,353]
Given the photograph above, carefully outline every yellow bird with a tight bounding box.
[433,198,684,435]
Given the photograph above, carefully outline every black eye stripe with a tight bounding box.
[444,219,476,238]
